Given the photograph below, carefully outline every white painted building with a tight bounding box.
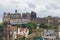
[59,32,60,38]
[42,30,56,40]
[18,27,29,37]
[9,26,29,40]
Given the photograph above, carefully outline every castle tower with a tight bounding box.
[15,10,17,13]
[31,11,37,20]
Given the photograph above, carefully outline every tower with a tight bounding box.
[15,10,17,13]
[31,11,36,20]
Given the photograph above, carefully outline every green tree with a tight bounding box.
[26,22,37,29]
[39,24,48,29]
[48,25,56,29]
[26,22,37,34]
[21,24,27,28]
[15,24,21,28]
[39,24,56,29]
[12,24,21,28]
[0,22,4,28]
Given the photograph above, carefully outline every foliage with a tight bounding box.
[26,22,37,34]
[48,25,56,29]
[39,24,56,29]
[21,24,27,28]
[39,24,48,29]
[0,22,4,28]
[13,24,27,28]
[26,22,37,29]
[15,24,21,28]
[29,29,32,34]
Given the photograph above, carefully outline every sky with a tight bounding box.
[0,0,60,22]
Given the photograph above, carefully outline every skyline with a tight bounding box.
[0,0,60,22]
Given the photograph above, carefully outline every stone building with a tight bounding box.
[22,13,31,19]
[31,11,37,20]
[32,16,59,27]
[3,10,30,25]
[3,10,21,23]
[57,19,60,40]
[3,10,60,26]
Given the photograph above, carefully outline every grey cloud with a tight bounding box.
[27,3,36,9]
[36,9,50,17]
[46,4,60,10]
[11,1,19,4]
[37,10,59,17]
[37,7,60,17]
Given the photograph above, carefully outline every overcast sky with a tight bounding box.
[0,0,60,22]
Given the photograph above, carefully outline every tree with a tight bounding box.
[26,22,37,34]
[0,22,4,28]
[39,24,48,29]
[13,24,21,28]
[21,24,27,28]
[48,25,56,29]
[26,22,37,29]
[39,24,56,29]
[0,22,4,40]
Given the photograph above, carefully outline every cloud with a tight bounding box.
[11,1,19,4]
[37,9,60,17]
[46,4,60,10]
[0,0,11,7]
[27,2,36,9]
